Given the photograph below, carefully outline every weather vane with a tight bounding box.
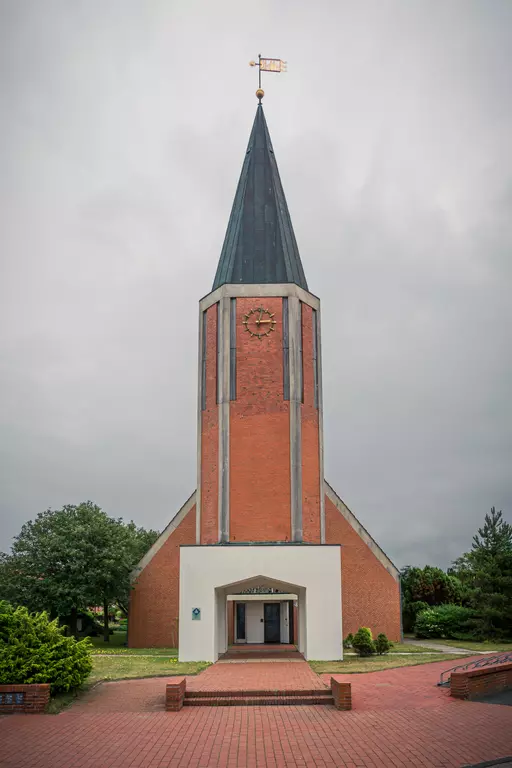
[249,54,287,101]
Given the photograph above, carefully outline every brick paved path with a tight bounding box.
[1,656,512,767]
[188,660,327,692]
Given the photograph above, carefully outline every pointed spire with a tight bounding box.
[212,105,308,291]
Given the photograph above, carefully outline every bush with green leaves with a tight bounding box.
[414,604,477,639]
[343,633,353,649]
[352,627,376,656]
[0,601,92,693]
[375,633,392,654]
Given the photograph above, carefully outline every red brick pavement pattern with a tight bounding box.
[187,662,327,693]
[2,701,512,767]
[319,654,485,712]
[2,657,512,767]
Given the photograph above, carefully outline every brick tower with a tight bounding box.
[128,100,402,661]
[197,103,324,547]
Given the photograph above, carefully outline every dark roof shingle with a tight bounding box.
[212,104,308,291]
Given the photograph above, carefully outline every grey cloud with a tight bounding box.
[1,0,511,567]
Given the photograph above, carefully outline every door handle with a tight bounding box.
[260,618,263,622]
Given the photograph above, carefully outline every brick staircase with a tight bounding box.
[183,688,335,707]
[166,675,351,710]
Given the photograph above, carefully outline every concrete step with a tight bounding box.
[185,688,332,699]
[184,693,335,707]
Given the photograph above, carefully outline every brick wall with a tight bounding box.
[330,678,352,710]
[301,303,321,542]
[201,304,219,543]
[325,495,401,641]
[230,297,291,542]
[0,684,50,713]
[451,662,512,701]
[128,506,196,647]
[166,677,186,711]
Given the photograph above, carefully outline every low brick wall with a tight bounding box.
[0,684,50,714]
[331,678,352,710]
[451,661,512,701]
[166,677,186,711]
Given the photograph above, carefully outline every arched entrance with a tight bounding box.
[215,574,306,658]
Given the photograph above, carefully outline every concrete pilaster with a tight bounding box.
[217,296,231,543]
[316,305,326,543]
[288,296,303,542]
[196,307,204,544]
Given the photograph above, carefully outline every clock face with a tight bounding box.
[242,307,277,339]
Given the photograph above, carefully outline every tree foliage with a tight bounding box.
[0,502,158,637]
[0,601,92,692]
[450,508,512,638]
[414,604,477,639]
[400,565,463,632]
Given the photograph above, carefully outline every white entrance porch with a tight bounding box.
[178,543,343,662]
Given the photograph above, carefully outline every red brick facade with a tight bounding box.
[129,505,196,648]
[230,298,291,542]
[325,494,401,640]
[129,489,401,647]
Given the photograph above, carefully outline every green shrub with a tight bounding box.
[0,601,92,693]
[343,633,353,649]
[375,633,392,654]
[352,627,376,657]
[402,600,430,633]
[414,604,476,639]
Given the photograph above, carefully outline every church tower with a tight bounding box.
[128,97,401,661]
[197,102,325,546]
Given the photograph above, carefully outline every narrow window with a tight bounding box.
[236,603,246,641]
[299,302,304,403]
[312,309,319,409]
[201,311,207,411]
[230,298,236,400]
[282,297,289,400]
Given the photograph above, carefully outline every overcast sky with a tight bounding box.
[1,0,511,568]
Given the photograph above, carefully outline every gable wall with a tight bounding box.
[128,505,196,648]
[325,494,401,641]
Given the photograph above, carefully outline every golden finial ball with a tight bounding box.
[256,88,265,100]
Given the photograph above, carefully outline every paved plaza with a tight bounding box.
[1,656,512,768]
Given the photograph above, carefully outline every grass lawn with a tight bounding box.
[89,632,127,650]
[425,639,512,653]
[89,655,209,684]
[379,642,442,654]
[309,652,470,674]
[88,632,178,656]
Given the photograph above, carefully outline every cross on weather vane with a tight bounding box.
[249,54,287,102]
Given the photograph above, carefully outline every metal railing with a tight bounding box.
[437,651,512,686]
